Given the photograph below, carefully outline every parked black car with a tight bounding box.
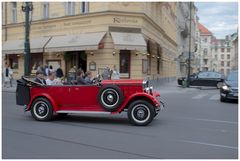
[220,71,238,102]
[177,71,224,88]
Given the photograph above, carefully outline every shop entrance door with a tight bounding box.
[65,51,87,74]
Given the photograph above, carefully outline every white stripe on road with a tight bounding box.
[192,93,208,99]
[183,117,238,125]
[209,94,220,100]
[177,140,238,150]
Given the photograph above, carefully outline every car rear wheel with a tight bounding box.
[128,100,155,126]
[31,97,53,121]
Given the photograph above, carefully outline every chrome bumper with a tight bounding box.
[156,97,166,113]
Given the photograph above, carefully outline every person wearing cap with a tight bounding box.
[34,70,46,85]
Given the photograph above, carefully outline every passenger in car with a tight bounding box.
[76,69,89,85]
[34,70,46,85]
[46,72,62,85]
[85,71,93,84]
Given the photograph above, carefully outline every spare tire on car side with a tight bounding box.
[97,85,124,112]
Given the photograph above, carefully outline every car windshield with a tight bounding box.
[227,72,238,81]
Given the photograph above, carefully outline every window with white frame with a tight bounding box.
[65,2,75,15]
[43,2,49,19]
[80,2,89,14]
[11,2,17,23]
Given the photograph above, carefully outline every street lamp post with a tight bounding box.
[22,2,33,76]
[187,2,192,87]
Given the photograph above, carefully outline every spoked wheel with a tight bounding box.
[31,97,53,121]
[128,100,155,126]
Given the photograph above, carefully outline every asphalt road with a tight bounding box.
[2,84,238,159]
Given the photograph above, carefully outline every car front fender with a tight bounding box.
[113,92,161,114]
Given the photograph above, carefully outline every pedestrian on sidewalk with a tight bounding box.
[3,63,13,88]
[101,66,112,80]
[111,65,120,80]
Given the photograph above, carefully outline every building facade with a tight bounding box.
[2,2,178,83]
[198,22,213,72]
[196,22,237,76]
[231,32,238,70]
[212,35,232,76]
[176,2,198,77]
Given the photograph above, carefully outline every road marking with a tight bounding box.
[209,94,220,100]
[192,93,208,99]
[183,117,238,125]
[177,139,238,150]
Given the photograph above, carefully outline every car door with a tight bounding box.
[191,72,208,86]
[208,72,222,86]
[68,84,101,110]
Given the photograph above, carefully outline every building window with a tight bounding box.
[119,50,130,78]
[221,61,224,67]
[43,2,49,19]
[215,48,218,52]
[157,45,162,74]
[80,2,89,13]
[65,2,75,15]
[227,61,230,67]
[11,2,17,23]
[227,69,230,75]
[221,54,224,59]
[227,48,230,52]
[227,54,230,59]
[204,59,208,65]
[204,38,207,43]
[8,54,19,69]
[203,48,208,55]
[221,69,224,73]
[215,55,217,59]
[221,48,224,52]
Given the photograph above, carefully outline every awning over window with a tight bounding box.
[110,32,147,51]
[44,32,106,52]
[2,37,51,54]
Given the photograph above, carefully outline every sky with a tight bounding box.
[195,2,238,39]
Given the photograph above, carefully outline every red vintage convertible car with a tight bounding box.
[16,77,164,126]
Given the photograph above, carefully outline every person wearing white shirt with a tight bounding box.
[46,72,62,85]
[112,65,120,80]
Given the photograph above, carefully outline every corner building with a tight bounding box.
[2,2,177,82]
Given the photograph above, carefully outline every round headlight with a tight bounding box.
[149,86,153,95]
[142,80,149,89]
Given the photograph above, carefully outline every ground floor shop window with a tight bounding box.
[142,59,148,74]
[120,50,130,78]
[30,53,43,71]
[8,54,18,69]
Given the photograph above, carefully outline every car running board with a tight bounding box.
[56,110,111,114]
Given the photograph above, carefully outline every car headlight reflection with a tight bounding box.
[222,85,230,91]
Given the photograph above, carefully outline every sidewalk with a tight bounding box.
[2,80,17,93]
